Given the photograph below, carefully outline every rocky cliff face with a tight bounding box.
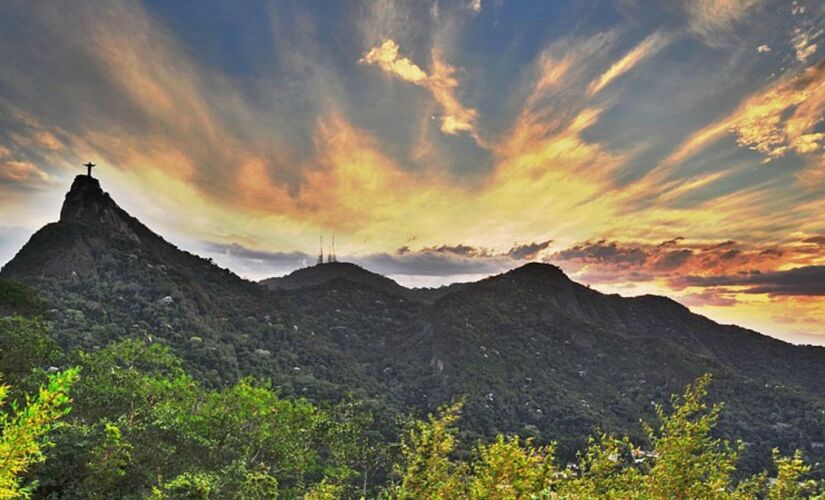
[60,175,107,221]
[58,175,140,240]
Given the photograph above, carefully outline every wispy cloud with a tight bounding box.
[648,59,825,186]
[686,0,762,47]
[0,161,51,184]
[360,39,480,139]
[588,32,669,96]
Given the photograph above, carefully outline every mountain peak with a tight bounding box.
[60,175,112,222]
[261,261,409,296]
[58,175,140,238]
[503,262,570,282]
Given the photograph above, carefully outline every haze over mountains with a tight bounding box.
[3,175,825,474]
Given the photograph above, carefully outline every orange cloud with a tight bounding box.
[732,63,825,161]
[302,112,429,227]
[792,27,819,62]
[494,105,619,182]
[550,238,813,281]
[649,60,825,187]
[0,160,51,183]
[533,53,573,95]
[359,39,428,83]
[360,39,480,139]
[11,131,63,151]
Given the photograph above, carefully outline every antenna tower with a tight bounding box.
[318,235,324,265]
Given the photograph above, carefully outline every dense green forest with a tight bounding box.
[2,309,825,498]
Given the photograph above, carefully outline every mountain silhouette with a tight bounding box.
[3,175,825,471]
[261,261,409,297]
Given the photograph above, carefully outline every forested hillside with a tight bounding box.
[1,300,822,498]
[3,176,825,483]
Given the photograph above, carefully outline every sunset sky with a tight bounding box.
[0,0,823,344]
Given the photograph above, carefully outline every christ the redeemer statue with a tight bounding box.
[84,161,96,178]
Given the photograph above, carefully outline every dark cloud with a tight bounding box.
[199,242,313,279]
[416,243,489,258]
[675,266,825,296]
[367,240,553,276]
[547,238,825,300]
[204,242,310,266]
[653,249,693,270]
[701,240,737,250]
[657,237,685,247]
[507,240,553,260]
[550,238,810,279]
[354,252,512,277]
[552,240,648,267]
